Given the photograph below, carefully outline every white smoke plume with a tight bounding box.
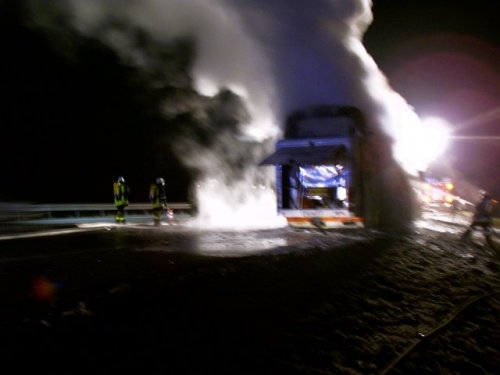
[61,0,424,230]
[225,0,423,168]
[65,0,278,141]
[61,0,285,229]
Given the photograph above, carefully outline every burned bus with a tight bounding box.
[261,105,366,228]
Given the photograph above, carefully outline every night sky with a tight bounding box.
[1,0,499,203]
[0,1,196,203]
[364,0,500,197]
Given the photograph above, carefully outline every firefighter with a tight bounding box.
[149,177,167,225]
[461,192,496,249]
[113,176,129,223]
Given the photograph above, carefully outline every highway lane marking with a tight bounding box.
[0,222,191,243]
[0,227,106,241]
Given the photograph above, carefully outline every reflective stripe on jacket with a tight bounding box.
[114,182,129,206]
[149,183,167,209]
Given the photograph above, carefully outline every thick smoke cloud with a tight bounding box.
[65,0,277,141]
[225,0,422,164]
[223,0,372,115]
[61,0,419,230]
[61,0,284,229]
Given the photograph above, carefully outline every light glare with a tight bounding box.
[394,116,450,173]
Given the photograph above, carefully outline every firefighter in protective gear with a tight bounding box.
[149,177,167,225]
[461,192,496,249]
[113,176,129,223]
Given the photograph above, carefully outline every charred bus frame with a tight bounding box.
[261,105,366,228]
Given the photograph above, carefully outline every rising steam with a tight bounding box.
[61,0,427,230]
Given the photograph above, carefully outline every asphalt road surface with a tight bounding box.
[0,214,499,374]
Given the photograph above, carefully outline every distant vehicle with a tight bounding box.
[426,178,456,204]
[260,105,366,228]
[414,176,457,207]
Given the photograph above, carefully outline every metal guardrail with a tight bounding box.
[14,203,192,212]
[0,202,192,222]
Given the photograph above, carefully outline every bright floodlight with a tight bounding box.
[394,116,450,172]
[419,117,450,160]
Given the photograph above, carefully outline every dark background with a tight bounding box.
[0,1,197,203]
[364,0,500,197]
[1,0,498,203]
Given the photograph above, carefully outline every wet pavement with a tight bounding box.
[0,212,499,374]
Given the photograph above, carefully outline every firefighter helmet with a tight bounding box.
[117,176,125,183]
[156,177,165,185]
